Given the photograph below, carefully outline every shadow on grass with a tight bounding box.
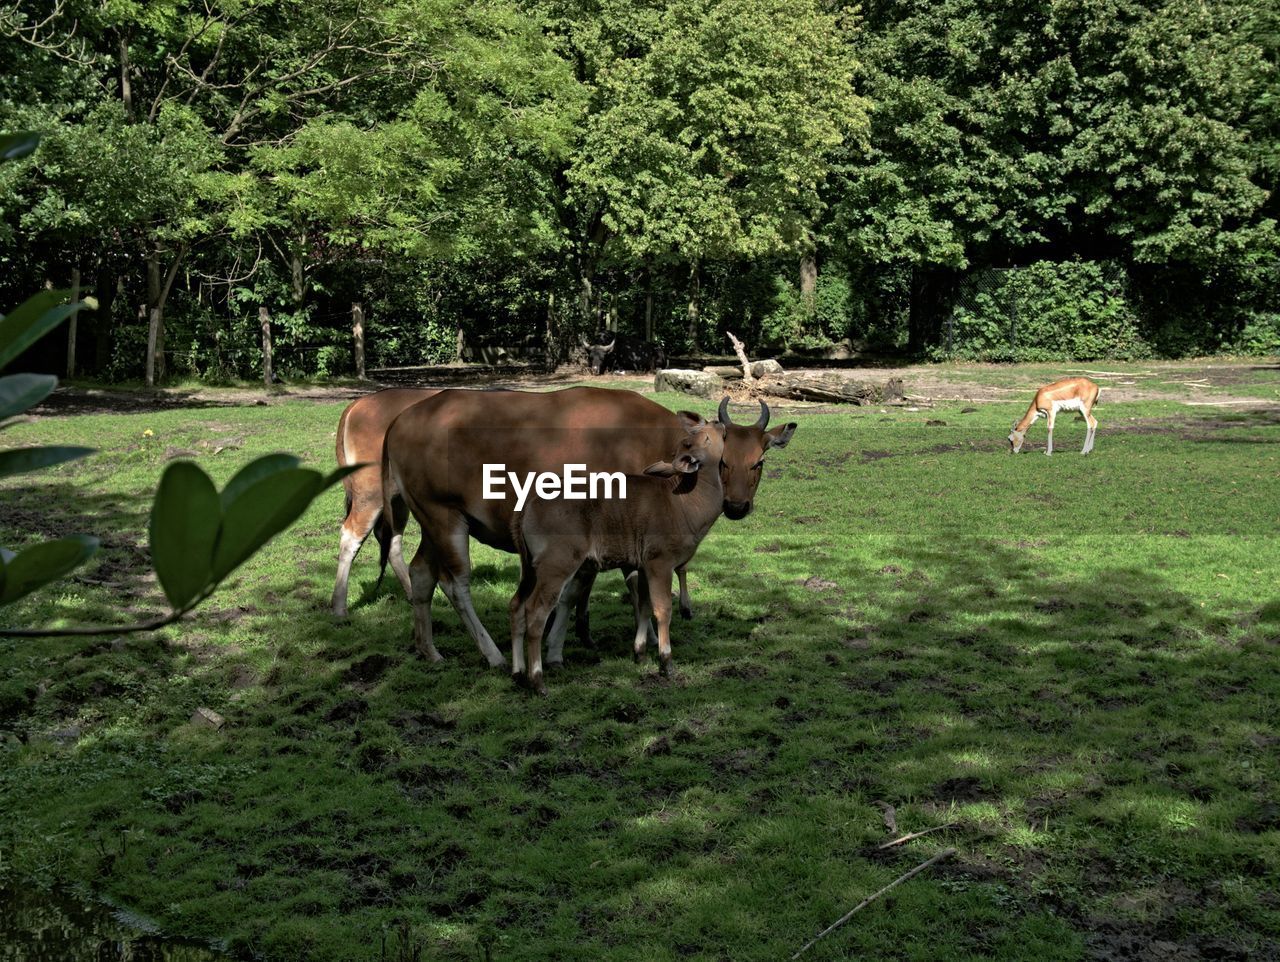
[2,520,1277,960]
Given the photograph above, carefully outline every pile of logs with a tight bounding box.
[656,332,907,405]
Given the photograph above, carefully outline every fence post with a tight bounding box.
[260,306,272,387]
[1009,283,1017,356]
[66,267,80,379]
[352,301,365,379]
[146,306,161,388]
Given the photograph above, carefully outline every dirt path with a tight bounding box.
[26,358,1279,417]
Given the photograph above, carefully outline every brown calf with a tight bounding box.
[509,414,727,694]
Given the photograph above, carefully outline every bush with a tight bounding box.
[1229,313,1280,356]
[937,260,1151,362]
[760,272,854,351]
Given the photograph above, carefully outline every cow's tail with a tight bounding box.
[373,512,393,594]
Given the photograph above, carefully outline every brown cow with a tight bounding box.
[510,414,725,693]
[333,388,645,649]
[332,388,437,617]
[381,389,796,668]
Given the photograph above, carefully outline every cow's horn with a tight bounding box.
[753,400,770,429]
[603,338,615,352]
[718,396,733,425]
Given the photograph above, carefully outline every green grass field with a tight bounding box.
[2,379,1278,961]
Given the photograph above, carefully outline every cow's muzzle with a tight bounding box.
[723,499,752,520]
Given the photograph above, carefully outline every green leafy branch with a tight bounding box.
[0,131,353,638]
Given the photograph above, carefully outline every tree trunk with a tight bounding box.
[260,306,273,387]
[352,302,365,379]
[291,247,305,304]
[800,252,818,317]
[579,273,594,333]
[686,261,701,349]
[145,306,161,388]
[644,273,654,342]
[119,37,134,122]
[66,267,80,379]
[545,291,557,368]
[146,253,163,383]
[455,325,465,362]
[756,372,905,405]
[143,247,185,384]
[908,265,955,355]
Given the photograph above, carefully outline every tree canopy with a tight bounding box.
[1,0,1276,372]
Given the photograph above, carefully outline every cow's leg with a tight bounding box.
[573,567,598,647]
[331,516,370,618]
[627,570,653,662]
[645,563,676,676]
[509,563,536,681]
[547,566,594,667]
[407,545,443,663]
[378,494,411,599]
[418,507,506,669]
[522,561,579,695]
[676,564,693,620]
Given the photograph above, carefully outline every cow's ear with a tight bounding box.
[766,422,797,449]
[674,453,702,473]
[644,461,678,477]
[676,411,706,432]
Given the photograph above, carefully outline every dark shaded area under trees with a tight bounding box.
[1,0,1278,381]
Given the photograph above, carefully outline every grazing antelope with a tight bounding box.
[1008,377,1101,455]
[380,389,795,669]
[509,414,726,694]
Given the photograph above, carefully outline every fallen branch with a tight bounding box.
[877,823,955,850]
[726,330,753,383]
[791,848,956,960]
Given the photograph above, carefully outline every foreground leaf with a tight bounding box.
[0,373,58,421]
[0,445,94,478]
[211,468,324,583]
[220,453,302,509]
[0,290,85,370]
[0,535,99,605]
[150,461,222,611]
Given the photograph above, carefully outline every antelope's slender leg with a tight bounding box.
[1044,409,1057,456]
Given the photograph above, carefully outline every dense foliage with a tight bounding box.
[1,0,1277,375]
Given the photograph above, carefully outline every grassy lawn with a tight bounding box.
[1,380,1278,961]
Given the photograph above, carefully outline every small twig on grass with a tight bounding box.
[877,823,955,850]
[791,847,956,960]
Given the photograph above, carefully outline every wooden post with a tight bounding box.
[352,301,365,379]
[145,306,161,388]
[66,267,80,379]
[260,306,273,387]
